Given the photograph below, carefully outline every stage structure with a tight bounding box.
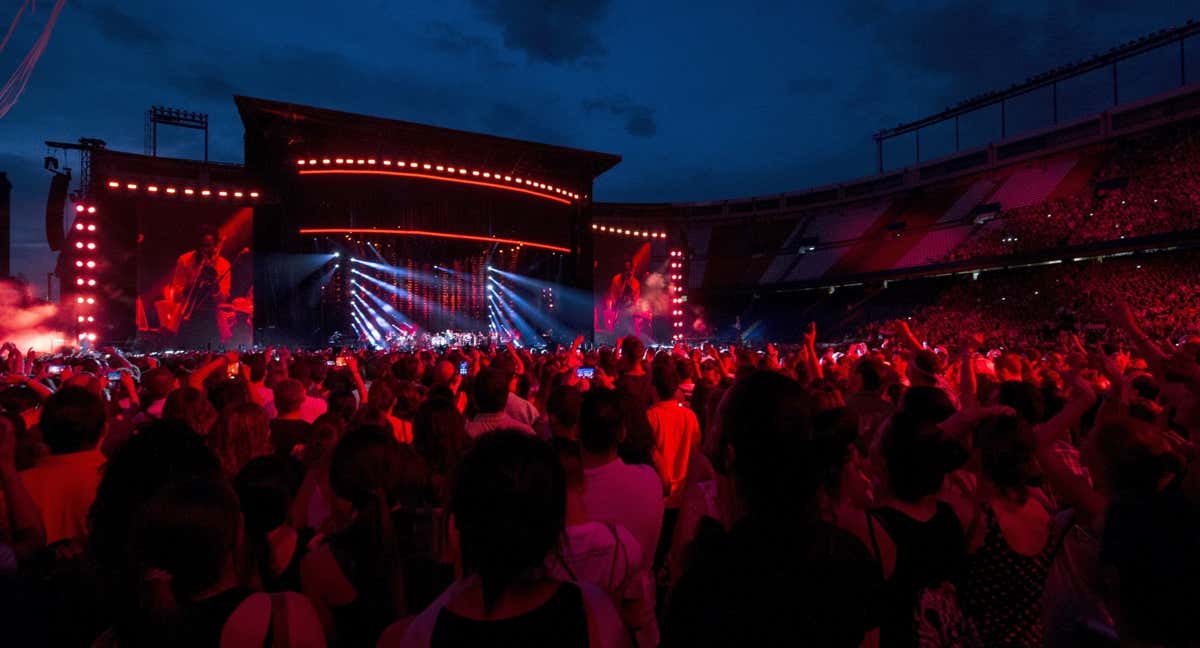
[55,96,629,349]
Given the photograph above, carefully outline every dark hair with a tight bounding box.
[196,224,219,242]
[546,385,582,430]
[714,372,816,518]
[412,397,470,479]
[40,386,106,454]
[453,431,564,612]
[854,357,883,392]
[1092,418,1185,495]
[272,379,306,415]
[368,379,398,412]
[974,414,1037,501]
[882,410,968,502]
[473,367,510,414]
[208,402,271,476]
[995,380,1046,424]
[652,360,681,401]
[899,385,956,424]
[162,387,217,436]
[234,455,303,588]
[579,388,624,454]
[326,389,358,422]
[620,337,645,366]
[329,426,428,615]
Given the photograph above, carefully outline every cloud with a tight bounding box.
[427,21,513,70]
[787,76,835,95]
[468,0,610,64]
[77,1,167,48]
[583,95,656,137]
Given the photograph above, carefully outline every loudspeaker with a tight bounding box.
[45,173,69,252]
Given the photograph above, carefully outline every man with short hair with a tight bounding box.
[264,359,327,422]
[20,387,107,543]
[269,379,313,457]
[578,388,665,567]
[545,385,583,442]
[466,367,534,438]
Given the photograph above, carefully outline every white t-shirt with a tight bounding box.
[505,392,539,427]
[465,412,536,439]
[580,458,665,566]
[264,395,327,423]
[551,521,658,648]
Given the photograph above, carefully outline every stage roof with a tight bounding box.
[235,95,622,183]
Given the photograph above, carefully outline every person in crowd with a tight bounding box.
[301,426,446,646]
[235,455,310,592]
[545,384,583,442]
[552,438,657,647]
[270,379,315,458]
[664,372,883,647]
[0,413,45,570]
[290,413,349,534]
[379,430,628,648]
[577,389,665,569]
[866,408,972,648]
[20,386,106,544]
[411,396,470,506]
[646,360,700,564]
[465,367,535,438]
[162,386,219,436]
[369,380,413,444]
[208,402,272,477]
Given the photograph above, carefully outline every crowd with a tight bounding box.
[942,121,1200,263]
[0,285,1197,647]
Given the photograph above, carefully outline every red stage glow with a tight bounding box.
[297,227,572,253]
[297,169,573,205]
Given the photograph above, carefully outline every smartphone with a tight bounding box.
[335,356,348,368]
[106,370,122,381]
[458,361,469,376]
[325,360,336,366]
[48,364,64,375]
[226,362,240,379]
[576,367,595,379]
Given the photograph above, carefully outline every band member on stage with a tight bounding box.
[169,225,230,347]
[609,258,643,337]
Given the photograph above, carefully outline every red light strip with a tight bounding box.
[296,157,581,200]
[297,169,572,205]
[299,227,571,254]
[106,180,259,200]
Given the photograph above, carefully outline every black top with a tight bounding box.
[430,582,589,648]
[269,419,313,457]
[868,503,966,648]
[663,516,882,648]
[326,507,454,647]
[264,527,315,594]
[183,586,256,648]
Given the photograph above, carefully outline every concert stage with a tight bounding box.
[54,97,684,349]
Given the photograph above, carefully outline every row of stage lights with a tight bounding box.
[106,180,260,200]
[71,204,100,342]
[295,157,583,200]
[591,223,667,239]
[669,249,687,341]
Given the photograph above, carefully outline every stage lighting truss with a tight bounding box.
[106,180,260,201]
[293,157,582,205]
[669,249,687,342]
[590,223,667,239]
[70,202,100,344]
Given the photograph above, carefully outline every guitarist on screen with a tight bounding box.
[169,225,231,347]
[609,258,643,337]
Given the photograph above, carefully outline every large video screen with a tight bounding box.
[136,205,254,348]
[593,234,669,346]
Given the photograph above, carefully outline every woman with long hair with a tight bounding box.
[235,455,309,593]
[300,426,444,646]
[380,430,627,648]
[411,396,470,506]
[208,403,272,477]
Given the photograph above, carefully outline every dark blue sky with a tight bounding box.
[0,0,1196,286]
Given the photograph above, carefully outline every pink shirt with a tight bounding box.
[581,458,665,565]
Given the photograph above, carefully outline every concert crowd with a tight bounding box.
[0,287,1197,647]
[942,122,1200,262]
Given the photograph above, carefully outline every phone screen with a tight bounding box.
[106,371,122,381]
[336,356,347,368]
[576,367,595,379]
[48,365,64,375]
[458,361,469,376]
[226,362,240,379]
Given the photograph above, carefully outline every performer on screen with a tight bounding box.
[609,258,644,337]
[169,225,230,347]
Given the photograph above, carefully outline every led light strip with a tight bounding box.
[106,180,259,200]
[294,156,581,203]
[299,227,572,254]
[591,223,667,239]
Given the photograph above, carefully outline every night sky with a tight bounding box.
[0,0,1196,288]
